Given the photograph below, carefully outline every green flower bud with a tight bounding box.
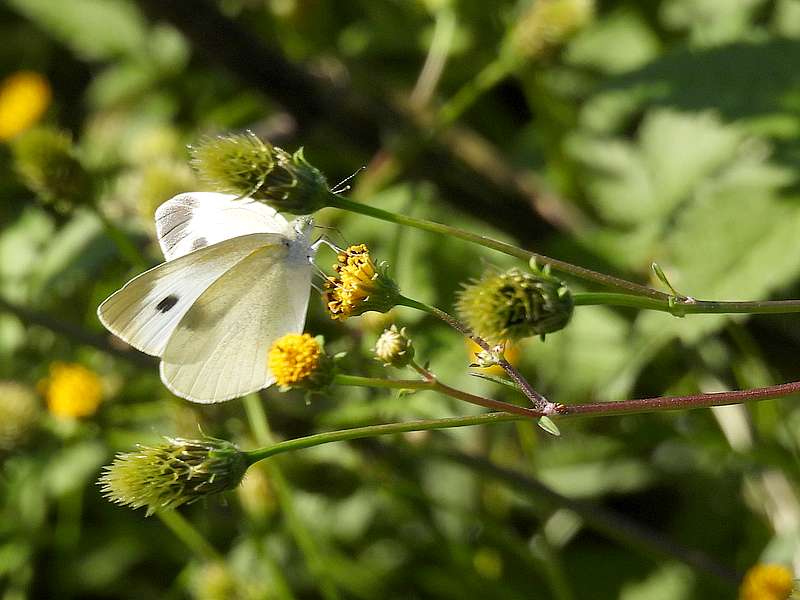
[12,126,90,211]
[190,132,329,214]
[374,325,415,368]
[455,266,573,343]
[506,0,595,61]
[98,437,248,516]
[0,381,40,450]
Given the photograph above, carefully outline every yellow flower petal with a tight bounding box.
[0,72,51,141]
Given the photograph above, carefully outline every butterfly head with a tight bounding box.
[291,215,314,242]
[289,215,316,263]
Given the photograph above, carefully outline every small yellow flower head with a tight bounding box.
[268,333,334,391]
[739,564,795,600]
[98,437,248,516]
[190,132,329,214]
[324,244,401,321]
[374,325,415,368]
[12,126,90,210]
[0,381,40,450]
[507,0,595,61]
[43,362,103,419]
[0,71,51,141]
[455,266,573,343]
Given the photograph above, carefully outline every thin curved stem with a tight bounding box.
[157,510,221,563]
[396,294,561,414]
[243,395,342,600]
[326,193,669,300]
[336,374,800,420]
[410,8,457,109]
[335,373,542,418]
[437,57,514,127]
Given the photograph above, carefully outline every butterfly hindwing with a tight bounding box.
[155,192,291,261]
[159,240,313,403]
[97,233,286,357]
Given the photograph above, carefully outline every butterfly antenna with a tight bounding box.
[313,238,345,255]
[331,166,366,194]
[312,225,348,248]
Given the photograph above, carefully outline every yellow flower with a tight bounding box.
[267,333,333,390]
[43,363,103,419]
[739,564,795,600]
[324,244,400,320]
[0,71,51,141]
[466,339,520,376]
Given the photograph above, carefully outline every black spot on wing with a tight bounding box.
[156,294,179,313]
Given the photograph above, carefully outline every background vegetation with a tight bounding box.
[2,1,800,598]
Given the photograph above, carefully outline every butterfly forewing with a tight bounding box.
[97,233,286,357]
[159,240,313,403]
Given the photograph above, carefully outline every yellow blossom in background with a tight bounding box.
[0,71,51,141]
[42,362,103,419]
[739,564,795,600]
[467,339,520,376]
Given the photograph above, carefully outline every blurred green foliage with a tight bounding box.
[2,1,800,598]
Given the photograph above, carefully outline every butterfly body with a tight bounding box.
[98,193,315,403]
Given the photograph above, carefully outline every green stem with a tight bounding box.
[335,373,543,419]
[242,395,341,600]
[246,413,523,464]
[396,295,560,414]
[574,292,800,316]
[326,193,669,300]
[244,379,800,464]
[93,207,149,271]
[437,57,515,128]
[157,510,221,563]
[410,8,457,108]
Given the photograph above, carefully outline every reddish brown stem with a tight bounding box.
[564,381,800,417]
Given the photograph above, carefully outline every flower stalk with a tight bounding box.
[325,193,670,300]
[395,294,561,415]
[246,375,800,463]
[573,292,800,316]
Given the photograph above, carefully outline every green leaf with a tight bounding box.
[537,416,561,437]
[6,0,148,60]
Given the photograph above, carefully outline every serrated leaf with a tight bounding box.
[568,109,742,228]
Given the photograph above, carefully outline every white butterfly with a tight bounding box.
[97,192,316,403]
